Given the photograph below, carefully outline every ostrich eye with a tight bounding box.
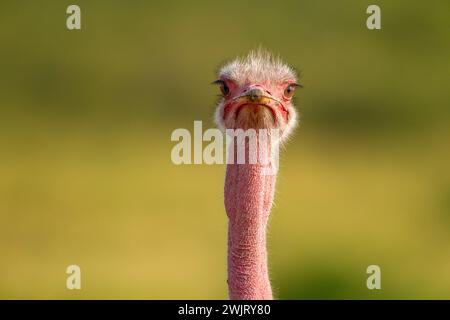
[284,84,299,99]
[220,83,230,96]
[212,80,230,97]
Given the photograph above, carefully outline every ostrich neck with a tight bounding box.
[224,138,277,300]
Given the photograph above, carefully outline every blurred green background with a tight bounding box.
[0,0,449,299]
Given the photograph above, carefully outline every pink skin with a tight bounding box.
[220,79,296,300]
[225,145,276,300]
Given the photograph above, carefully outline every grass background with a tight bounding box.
[0,0,449,298]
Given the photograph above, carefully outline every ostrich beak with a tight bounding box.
[245,88,265,102]
[232,86,282,106]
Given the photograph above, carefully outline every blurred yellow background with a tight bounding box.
[0,1,449,299]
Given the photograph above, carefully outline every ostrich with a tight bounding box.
[214,49,300,300]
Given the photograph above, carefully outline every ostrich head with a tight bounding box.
[214,49,300,141]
